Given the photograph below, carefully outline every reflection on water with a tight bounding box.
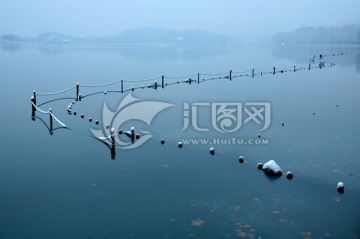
[1,42,231,61]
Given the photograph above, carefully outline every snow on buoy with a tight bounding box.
[160,139,165,145]
[210,147,215,155]
[257,163,263,170]
[282,121,284,126]
[178,142,183,148]
[337,182,344,194]
[104,91,107,95]
[239,156,244,163]
[286,171,293,180]
[262,160,282,176]
[81,114,84,119]
[258,134,261,138]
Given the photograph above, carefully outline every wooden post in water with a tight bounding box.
[161,75,164,88]
[197,73,200,84]
[294,66,296,72]
[76,83,79,101]
[229,70,232,80]
[273,67,276,75]
[131,127,135,143]
[308,63,311,70]
[31,91,37,118]
[110,128,116,160]
[49,108,53,133]
[252,68,255,78]
[121,80,123,93]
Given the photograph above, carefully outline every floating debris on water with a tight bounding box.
[262,160,282,176]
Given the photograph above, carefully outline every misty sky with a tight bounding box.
[1,0,360,41]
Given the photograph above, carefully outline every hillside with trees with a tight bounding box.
[273,24,360,45]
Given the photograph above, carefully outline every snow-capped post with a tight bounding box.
[110,128,115,148]
[273,67,276,75]
[252,68,255,78]
[110,128,116,160]
[31,91,37,118]
[76,83,80,101]
[131,127,135,143]
[121,80,123,93]
[49,108,53,133]
[197,73,200,84]
[229,70,232,80]
[161,74,164,88]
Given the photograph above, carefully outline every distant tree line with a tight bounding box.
[273,24,360,45]
[0,28,241,47]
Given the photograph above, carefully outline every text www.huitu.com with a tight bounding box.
[181,138,269,145]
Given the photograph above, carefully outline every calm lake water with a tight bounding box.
[0,43,359,239]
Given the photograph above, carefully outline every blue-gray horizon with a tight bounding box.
[1,0,360,42]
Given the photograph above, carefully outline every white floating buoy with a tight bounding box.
[210,147,215,155]
[337,182,344,194]
[239,156,244,163]
[178,141,183,148]
[110,128,115,134]
[286,171,293,180]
